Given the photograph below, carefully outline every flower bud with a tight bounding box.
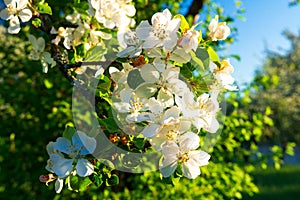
[209,15,230,41]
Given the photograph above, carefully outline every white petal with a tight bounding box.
[142,123,160,138]
[159,159,178,178]
[148,98,163,115]
[161,141,179,158]
[19,8,32,22]
[182,161,200,179]
[124,5,136,17]
[136,20,151,40]
[204,117,219,133]
[52,158,73,177]
[143,35,160,49]
[0,9,10,20]
[135,83,158,98]
[120,88,134,103]
[163,106,181,120]
[18,0,28,9]
[179,132,200,152]
[37,37,45,51]
[53,137,72,154]
[157,88,174,108]
[77,130,97,154]
[76,159,94,177]
[28,34,37,49]
[55,178,64,193]
[8,16,21,34]
[140,64,160,83]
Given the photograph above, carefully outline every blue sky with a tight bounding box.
[211,0,300,86]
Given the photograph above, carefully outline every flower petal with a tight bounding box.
[76,159,94,177]
[142,123,160,138]
[140,64,160,83]
[19,8,32,22]
[55,178,64,193]
[76,131,97,155]
[53,137,72,154]
[136,20,151,40]
[8,16,21,34]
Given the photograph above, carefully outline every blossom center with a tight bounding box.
[177,152,189,163]
[130,96,144,113]
[152,24,167,39]
[6,4,19,16]
[166,129,179,140]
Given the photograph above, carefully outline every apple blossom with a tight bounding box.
[159,132,210,179]
[28,35,56,73]
[136,9,180,51]
[0,0,32,34]
[178,29,200,52]
[210,60,238,91]
[208,15,230,41]
[45,131,96,178]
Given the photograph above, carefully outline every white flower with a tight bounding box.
[210,60,237,91]
[28,35,56,73]
[113,89,152,123]
[46,131,96,178]
[159,132,210,179]
[117,29,142,58]
[208,15,230,41]
[150,116,191,150]
[175,91,220,133]
[141,102,180,138]
[90,0,136,30]
[51,27,75,49]
[178,29,200,52]
[136,9,180,51]
[196,93,220,133]
[0,0,32,34]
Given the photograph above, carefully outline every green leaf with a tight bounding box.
[133,138,144,150]
[127,69,145,90]
[106,174,119,186]
[194,47,210,70]
[44,79,53,89]
[207,46,219,62]
[38,3,52,15]
[190,51,204,71]
[90,174,103,187]
[75,44,86,59]
[32,18,42,28]
[230,54,241,61]
[170,48,191,63]
[79,177,92,192]
[135,83,157,98]
[181,62,196,78]
[85,46,106,61]
[99,118,119,132]
[63,125,76,141]
[174,14,190,32]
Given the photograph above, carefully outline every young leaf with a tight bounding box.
[63,125,76,141]
[207,46,219,62]
[85,46,106,61]
[79,177,92,192]
[174,14,190,32]
[38,3,52,15]
[194,47,210,70]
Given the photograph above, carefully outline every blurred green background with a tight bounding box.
[0,0,299,199]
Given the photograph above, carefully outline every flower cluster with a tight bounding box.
[111,9,234,179]
[45,131,96,193]
[0,0,32,34]
[1,0,236,193]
